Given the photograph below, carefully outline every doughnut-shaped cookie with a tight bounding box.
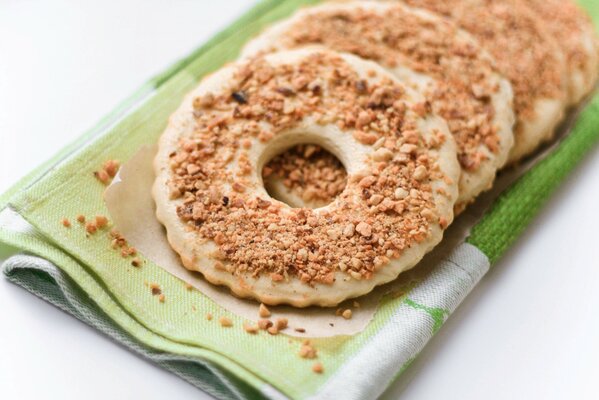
[398,0,568,163]
[153,49,460,307]
[242,2,515,211]
[524,0,599,105]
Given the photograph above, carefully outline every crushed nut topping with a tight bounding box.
[524,0,596,78]
[252,3,504,171]
[167,52,445,285]
[263,144,347,206]
[402,0,565,120]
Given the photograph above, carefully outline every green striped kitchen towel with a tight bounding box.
[2,1,599,399]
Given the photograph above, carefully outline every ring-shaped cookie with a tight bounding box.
[242,1,515,210]
[154,49,460,306]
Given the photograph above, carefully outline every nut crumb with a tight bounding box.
[299,341,318,359]
[131,258,142,267]
[150,283,161,296]
[258,319,273,330]
[312,362,324,374]
[259,303,271,318]
[95,215,108,228]
[206,313,213,321]
[103,159,120,177]
[61,218,71,228]
[76,215,85,223]
[219,316,233,327]
[342,309,352,320]
[243,322,259,334]
[267,326,279,335]
[275,318,288,330]
[85,222,97,234]
[94,169,110,184]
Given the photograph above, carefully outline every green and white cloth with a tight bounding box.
[2,1,599,398]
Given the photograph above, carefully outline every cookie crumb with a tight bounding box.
[312,362,324,374]
[76,215,85,223]
[158,294,165,303]
[353,301,361,308]
[259,303,271,318]
[103,159,120,177]
[267,326,279,335]
[299,341,318,359]
[150,283,161,296]
[131,258,142,267]
[342,309,352,320]
[62,218,71,228]
[206,313,213,321]
[185,283,193,290]
[294,327,306,333]
[95,215,108,228]
[243,322,259,334]
[219,316,233,327]
[258,319,273,330]
[275,318,288,330]
[94,169,110,184]
[85,222,97,234]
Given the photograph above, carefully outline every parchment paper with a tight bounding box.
[103,105,581,337]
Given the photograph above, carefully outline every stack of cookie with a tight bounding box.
[153,0,598,307]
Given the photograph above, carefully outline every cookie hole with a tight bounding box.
[261,144,347,209]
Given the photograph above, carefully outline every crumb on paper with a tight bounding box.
[275,318,288,331]
[206,313,213,321]
[131,258,142,267]
[258,319,273,330]
[158,294,165,303]
[76,214,85,223]
[259,303,271,318]
[342,309,352,320]
[61,218,71,228]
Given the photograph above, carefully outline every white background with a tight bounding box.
[1,1,598,399]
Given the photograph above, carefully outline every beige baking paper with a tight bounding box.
[104,105,579,338]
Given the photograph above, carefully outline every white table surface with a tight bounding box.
[1,1,598,399]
